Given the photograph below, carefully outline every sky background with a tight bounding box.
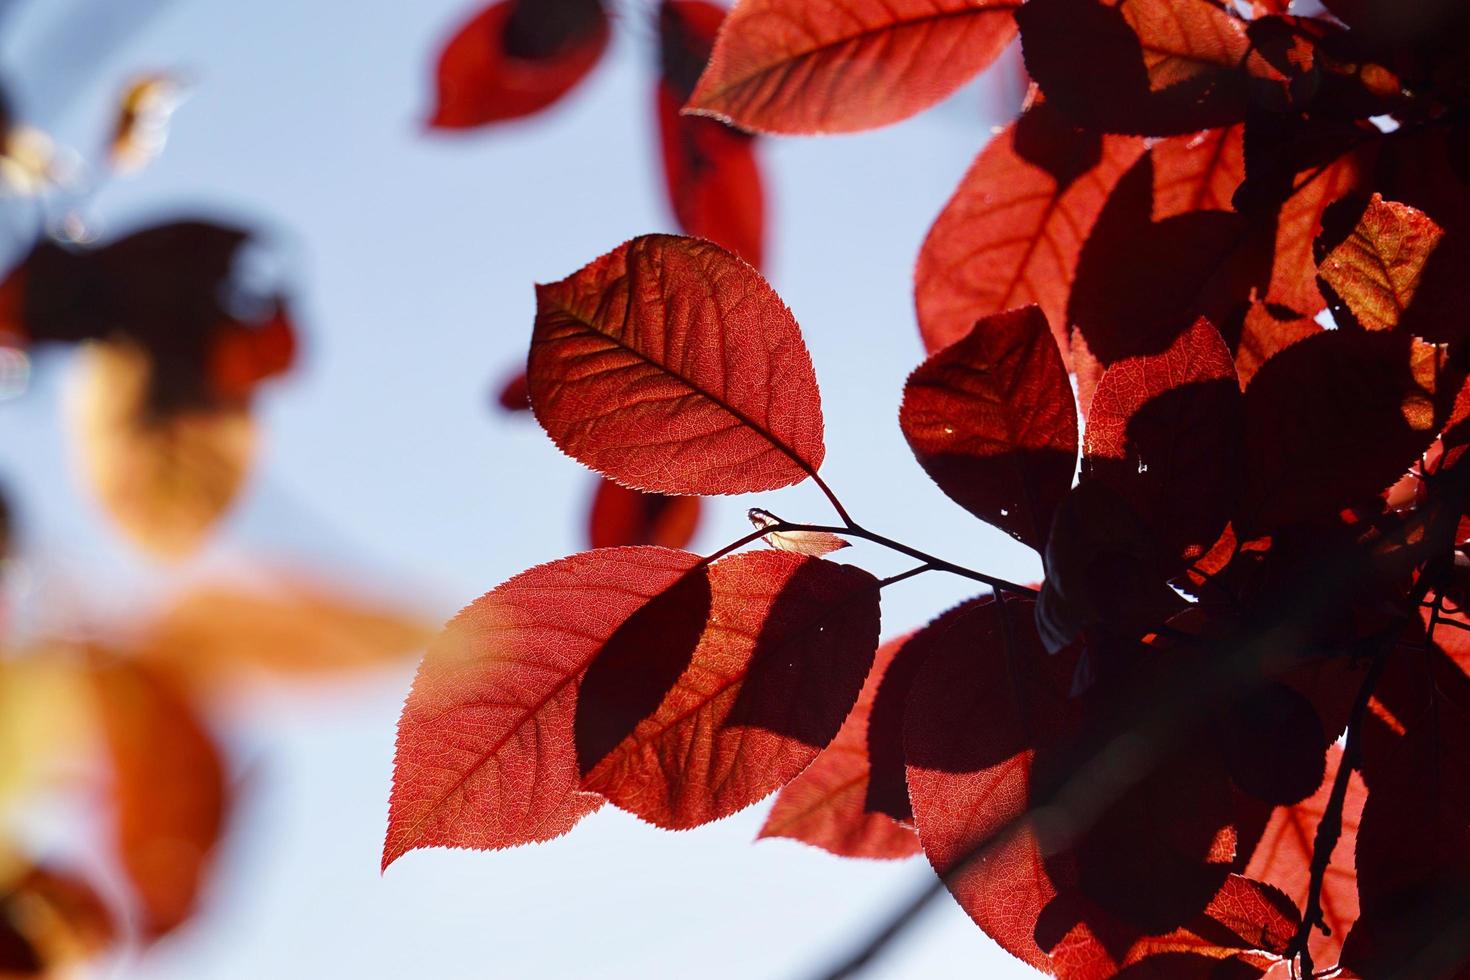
[0,1,1045,976]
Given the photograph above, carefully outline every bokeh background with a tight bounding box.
[0,1,1045,976]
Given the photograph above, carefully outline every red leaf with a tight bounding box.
[1318,193,1463,340]
[382,547,701,869]
[1152,125,1245,220]
[1083,318,1242,569]
[1047,875,1300,979]
[91,656,228,938]
[758,633,920,859]
[904,596,1078,971]
[1234,302,1320,390]
[1239,331,1448,536]
[428,0,610,129]
[1069,144,1264,365]
[686,0,1019,134]
[587,478,702,550]
[900,305,1078,551]
[658,0,765,269]
[496,370,531,412]
[1018,0,1250,137]
[580,551,880,828]
[1265,143,1376,319]
[914,103,1145,357]
[529,234,824,495]
[1243,744,1364,971]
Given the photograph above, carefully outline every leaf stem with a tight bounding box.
[810,470,856,528]
[879,564,933,589]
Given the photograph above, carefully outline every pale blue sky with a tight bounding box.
[0,2,1042,976]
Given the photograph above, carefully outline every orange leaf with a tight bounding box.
[90,656,227,938]
[68,341,255,561]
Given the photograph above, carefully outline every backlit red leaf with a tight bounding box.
[758,633,920,859]
[900,305,1078,551]
[587,478,702,550]
[1018,0,1250,137]
[428,0,610,129]
[529,234,824,495]
[1083,318,1242,569]
[686,0,1019,134]
[1047,874,1300,979]
[1244,744,1364,971]
[905,596,1077,971]
[382,547,701,869]
[580,551,879,828]
[658,0,765,269]
[1234,302,1320,390]
[90,656,228,938]
[914,103,1145,356]
[1265,144,1375,319]
[1318,193,1460,339]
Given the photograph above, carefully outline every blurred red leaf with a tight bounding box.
[428,0,610,128]
[904,596,1077,970]
[90,656,227,938]
[757,632,920,859]
[1083,318,1242,570]
[528,234,824,495]
[587,478,701,550]
[580,551,879,828]
[686,0,1019,134]
[914,102,1144,357]
[901,305,1078,551]
[1018,0,1250,137]
[0,865,117,976]
[1243,744,1363,971]
[495,370,530,412]
[382,547,701,869]
[658,0,765,268]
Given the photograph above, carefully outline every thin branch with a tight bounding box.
[879,564,933,589]
[1286,648,1390,979]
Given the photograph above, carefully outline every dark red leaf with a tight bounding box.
[1239,330,1449,536]
[580,551,880,829]
[758,633,920,860]
[1347,640,1470,978]
[687,0,1019,134]
[1234,302,1320,389]
[496,370,531,412]
[1069,143,1264,365]
[914,103,1144,357]
[1083,318,1242,570]
[658,1,765,269]
[587,477,702,550]
[1046,875,1300,979]
[1018,0,1251,137]
[382,547,701,869]
[427,0,610,129]
[904,596,1079,971]
[900,305,1078,551]
[529,234,825,495]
